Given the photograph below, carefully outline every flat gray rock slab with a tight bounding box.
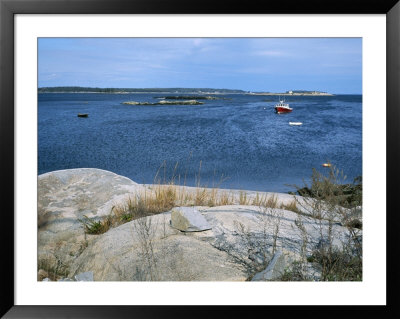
[170,207,212,232]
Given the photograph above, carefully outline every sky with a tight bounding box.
[38,38,362,94]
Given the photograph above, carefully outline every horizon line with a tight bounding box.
[37,86,361,95]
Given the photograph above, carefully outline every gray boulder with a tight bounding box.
[170,207,212,232]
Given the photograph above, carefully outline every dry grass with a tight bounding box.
[251,193,264,206]
[79,182,238,235]
[239,191,249,205]
[217,191,234,206]
[79,181,292,236]
[280,199,302,214]
[250,193,280,208]
[265,194,279,208]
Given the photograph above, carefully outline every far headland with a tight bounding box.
[38,86,335,96]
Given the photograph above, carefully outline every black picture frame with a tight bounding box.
[1,0,399,318]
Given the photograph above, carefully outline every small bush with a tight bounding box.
[309,246,362,281]
[279,261,310,281]
[285,166,363,281]
[295,168,362,209]
[79,215,112,235]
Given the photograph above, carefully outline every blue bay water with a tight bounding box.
[38,93,362,193]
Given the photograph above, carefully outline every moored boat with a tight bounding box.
[274,99,292,114]
[289,122,302,126]
[77,113,89,117]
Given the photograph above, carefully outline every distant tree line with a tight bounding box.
[38,87,246,94]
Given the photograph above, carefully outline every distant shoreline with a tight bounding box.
[37,87,339,95]
[37,91,243,94]
[38,91,338,96]
[247,92,334,96]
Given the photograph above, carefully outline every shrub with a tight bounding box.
[79,215,113,235]
[295,167,362,209]
[279,261,310,281]
[308,246,362,281]
[283,166,363,281]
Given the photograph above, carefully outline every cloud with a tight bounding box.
[41,73,59,80]
[192,38,205,47]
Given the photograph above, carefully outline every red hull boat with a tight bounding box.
[274,100,293,114]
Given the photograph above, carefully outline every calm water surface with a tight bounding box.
[38,93,362,192]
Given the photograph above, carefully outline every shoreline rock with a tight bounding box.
[38,168,145,275]
[122,100,204,105]
[38,168,360,281]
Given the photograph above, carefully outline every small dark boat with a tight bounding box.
[77,113,89,118]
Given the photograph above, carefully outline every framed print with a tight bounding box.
[1,0,399,318]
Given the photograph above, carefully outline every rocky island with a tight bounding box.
[122,100,204,106]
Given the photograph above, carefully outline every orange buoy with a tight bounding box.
[322,163,331,167]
